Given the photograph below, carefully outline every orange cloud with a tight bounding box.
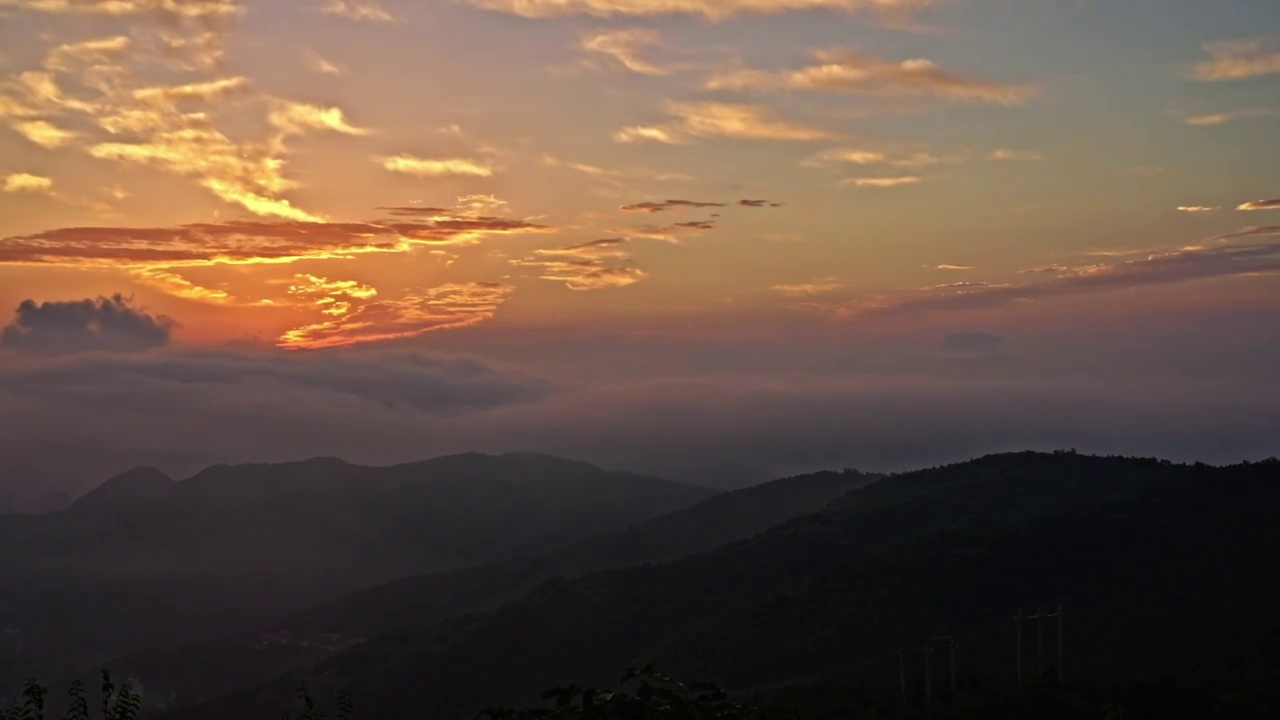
[0,215,553,268]
[772,278,844,296]
[1237,199,1280,211]
[515,238,647,290]
[617,102,832,144]
[278,282,512,350]
[11,119,79,148]
[841,176,923,188]
[705,49,1037,105]
[469,0,934,20]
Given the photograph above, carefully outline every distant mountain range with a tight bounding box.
[0,452,713,681]
[163,453,1280,720]
[105,466,880,706]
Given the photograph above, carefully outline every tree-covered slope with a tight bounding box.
[168,453,1280,720]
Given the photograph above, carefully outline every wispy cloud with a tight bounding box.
[305,51,347,76]
[381,155,495,178]
[620,199,724,213]
[320,0,395,22]
[804,146,939,168]
[933,263,972,271]
[2,173,54,193]
[0,0,244,20]
[1184,109,1279,126]
[279,282,513,350]
[43,35,133,71]
[581,29,671,76]
[988,148,1042,161]
[840,176,922,188]
[11,119,79,148]
[833,237,1280,318]
[468,0,936,21]
[514,238,647,290]
[705,49,1037,105]
[615,101,833,144]
[1238,199,1280,211]
[613,125,686,144]
[772,277,844,296]
[1192,37,1280,81]
[269,100,369,136]
[0,214,552,269]
[1177,206,1218,213]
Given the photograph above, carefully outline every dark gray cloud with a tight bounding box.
[2,320,1278,493]
[1,295,172,356]
[943,331,1005,353]
[860,240,1280,317]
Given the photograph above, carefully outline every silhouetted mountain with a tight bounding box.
[105,468,879,706]
[0,464,73,515]
[0,452,711,684]
[165,453,1280,720]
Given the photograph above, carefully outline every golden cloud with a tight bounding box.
[278,281,513,350]
[804,146,938,168]
[612,125,686,144]
[43,35,134,71]
[617,102,832,143]
[1238,199,1280,211]
[381,155,496,178]
[840,176,922,188]
[3,173,55,193]
[0,215,553,269]
[705,49,1037,105]
[11,119,80,148]
[131,76,252,105]
[269,100,370,136]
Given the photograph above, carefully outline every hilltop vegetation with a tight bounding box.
[103,468,879,706]
[0,453,712,688]
[166,453,1280,720]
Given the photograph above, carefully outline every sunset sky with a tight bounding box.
[1,0,1278,483]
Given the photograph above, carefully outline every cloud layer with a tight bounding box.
[1,294,172,355]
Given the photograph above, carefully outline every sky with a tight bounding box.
[0,0,1278,487]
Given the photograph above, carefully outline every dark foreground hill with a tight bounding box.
[167,453,1280,720]
[106,468,880,707]
[0,452,712,683]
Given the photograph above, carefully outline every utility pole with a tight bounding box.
[1015,608,1023,685]
[924,645,932,709]
[949,637,958,704]
[1037,605,1044,679]
[898,645,906,704]
[1057,602,1064,683]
